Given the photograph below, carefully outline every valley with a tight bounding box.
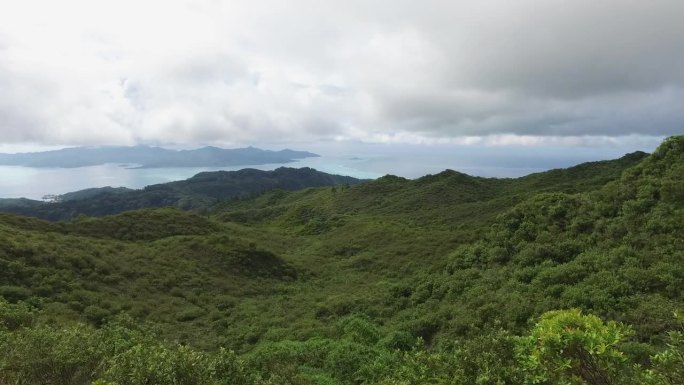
[1,136,682,384]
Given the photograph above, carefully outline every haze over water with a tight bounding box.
[0,141,658,200]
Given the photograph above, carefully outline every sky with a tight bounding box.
[0,0,682,150]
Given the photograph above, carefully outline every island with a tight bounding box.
[0,145,319,168]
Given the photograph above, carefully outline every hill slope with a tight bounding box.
[0,137,681,385]
[0,145,658,345]
[0,167,366,220]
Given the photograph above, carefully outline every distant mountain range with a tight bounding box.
[0,167,367,220]
[0,145,319,168]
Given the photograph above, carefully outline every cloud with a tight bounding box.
[0,0,682,147]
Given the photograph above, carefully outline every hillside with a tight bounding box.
[0,167,366,221]
[0,137,682,385]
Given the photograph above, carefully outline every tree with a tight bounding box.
[516,309,633,385]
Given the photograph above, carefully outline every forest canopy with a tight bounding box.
[0,136,682,384]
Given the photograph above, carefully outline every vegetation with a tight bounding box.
[2,301,683,384]
[0,136,682,384]
[0,167,365,220]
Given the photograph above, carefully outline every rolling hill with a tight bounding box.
[0,167,366,220]
[0,136,682,385]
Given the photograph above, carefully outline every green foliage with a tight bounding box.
[0,322,101,385]
[648,312,684,385]
[0,304,257,385]
[0,285,32,303]
[247,337,380,384]
[99,345,255,385]
[0,167,365,220]
[0,299,35,330]
[337,314,381,345]
[516,309,634,385]
[2,298,684,385]
[0,136,682,384]
[372,345,462,385]
[63,208,220,241]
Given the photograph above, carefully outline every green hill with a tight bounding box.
[0,167,366,221]
[0,137,682,385]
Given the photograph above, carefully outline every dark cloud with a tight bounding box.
[448,1,684,99]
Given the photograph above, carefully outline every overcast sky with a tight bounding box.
[0,0,682,149]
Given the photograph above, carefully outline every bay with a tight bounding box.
[0,141,658,200]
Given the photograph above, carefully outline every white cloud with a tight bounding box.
[0,0,682,147]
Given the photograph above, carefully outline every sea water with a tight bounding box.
[0,142,658,200]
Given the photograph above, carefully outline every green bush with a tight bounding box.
[99,344,255,385]
[648,312,684,385]
[0,323,101,385]
[516,309,634,385]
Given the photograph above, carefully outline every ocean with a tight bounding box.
[0,141,658,200]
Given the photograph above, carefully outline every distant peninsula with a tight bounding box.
[0,167,367,220]
[0,145,320,168]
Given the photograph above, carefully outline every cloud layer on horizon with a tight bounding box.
[0,0,682,147]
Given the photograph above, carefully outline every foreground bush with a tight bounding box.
[2,300,683,385]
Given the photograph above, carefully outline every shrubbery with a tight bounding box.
[3,300,683,385]
[0,136,682,384]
